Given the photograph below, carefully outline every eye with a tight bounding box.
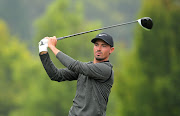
[102,45,107,47]
[95,43,98,46]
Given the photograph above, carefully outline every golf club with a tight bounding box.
[56,17,153,41]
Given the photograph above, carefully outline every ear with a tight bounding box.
[110,47,114,54]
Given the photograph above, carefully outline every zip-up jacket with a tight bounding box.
[39,51,114,116]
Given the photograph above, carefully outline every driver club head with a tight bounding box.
[138,17,153,30]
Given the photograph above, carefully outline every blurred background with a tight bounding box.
[0,0,180,116]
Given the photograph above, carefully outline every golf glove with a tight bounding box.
[39,38,48,53]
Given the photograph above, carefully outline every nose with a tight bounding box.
[97,45,102,51]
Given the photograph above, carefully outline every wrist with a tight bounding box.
[40,51,48,55]
[48,44,55,49]
[49,45,60,55]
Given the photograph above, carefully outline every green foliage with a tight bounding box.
[2,0,180,116]
[0,0,54,40]
[0,20,44,116]
[115,0,180,116]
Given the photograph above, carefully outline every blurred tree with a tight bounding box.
[0,19,15,116]
[0,19,45,116]
[0,0,53,41]
[114,0,180,116]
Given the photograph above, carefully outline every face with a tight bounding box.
[93,39,114,63]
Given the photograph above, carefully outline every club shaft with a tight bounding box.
[57,20,138,40]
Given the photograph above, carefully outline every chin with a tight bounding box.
[95,57,105,61]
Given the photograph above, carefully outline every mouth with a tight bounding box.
[96,52,102,56]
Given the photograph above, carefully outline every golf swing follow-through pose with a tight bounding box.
[39,17,153,116]
[39,33,115,116]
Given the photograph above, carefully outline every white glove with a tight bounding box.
[38,38,48,53]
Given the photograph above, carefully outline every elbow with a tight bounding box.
[46,70,58,81]
[49,75,57,81]
[50,76,55,81]
[47,72,56,81]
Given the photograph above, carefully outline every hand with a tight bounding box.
[48,36,57,49]
[38,38,48,53]
[47,36,60,55]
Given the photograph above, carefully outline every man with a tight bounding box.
[39,33,115,116]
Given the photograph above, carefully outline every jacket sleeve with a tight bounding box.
[39,53,78,82]
[56,51,112,81]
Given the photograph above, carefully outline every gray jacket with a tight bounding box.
[39,52,114,116]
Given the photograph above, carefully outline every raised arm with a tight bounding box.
[40,36,112,82]
[56,51,112,82]
[39,53,78,82]
[38,37,78,82]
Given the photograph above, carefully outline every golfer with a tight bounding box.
[39,33,115,116]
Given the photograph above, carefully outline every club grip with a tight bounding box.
[57,37,65,41]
